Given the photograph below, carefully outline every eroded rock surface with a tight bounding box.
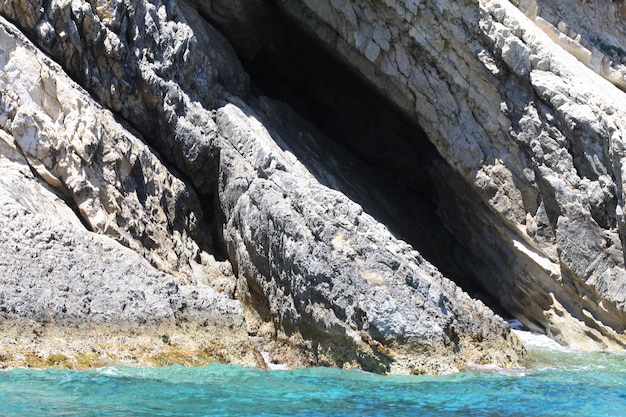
[0,152,241,328]
[0,13,235,286]
[0,128,253,368]
[0,15,252,367]
[6,0,626,370]
[257,0,626,348]
[0,1,526,374]
[518,0,626,90]
[215,100,522,373]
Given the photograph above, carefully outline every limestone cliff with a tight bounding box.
[255,0,626,349]
[0,18,254,369]
[518,0,626,90]
[1,0,623,373]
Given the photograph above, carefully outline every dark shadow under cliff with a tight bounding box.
[191,0,512,318]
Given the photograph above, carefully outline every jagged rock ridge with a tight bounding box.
[252,0,626,349]
[0,2,523,373]
[2,0,624,372]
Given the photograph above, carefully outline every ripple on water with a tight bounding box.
[0,344,625,417]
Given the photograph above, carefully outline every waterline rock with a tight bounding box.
[0,0,536,374]
[258,0,626,349]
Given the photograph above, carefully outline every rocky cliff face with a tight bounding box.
[518,0,626,90]
[0,17,255,369]
[256,0,626,349]
[0,0,623,373]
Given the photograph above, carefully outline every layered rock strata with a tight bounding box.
[5,0,626,369]
[0,0,526,374]
[0,19,255,369]
[517,0,626,90]
[5,0,626,370]
[258,0,626,348]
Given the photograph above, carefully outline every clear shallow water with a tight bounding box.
[1,342,626,416]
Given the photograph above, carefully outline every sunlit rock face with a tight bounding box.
[0,3,524,373]
[3,0,624,373]
[226,0,626,349]
[0,16,252,369]
[517,0,626,90]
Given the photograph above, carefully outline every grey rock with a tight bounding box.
[0,134,243,329]
[519,0,626,89]
[0,15,232,287]
[1,0,248,194]
[215,100,522,373]
[265,0,626,348]
[0,2,526,373]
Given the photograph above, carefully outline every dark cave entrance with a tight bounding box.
[197,1,513,319]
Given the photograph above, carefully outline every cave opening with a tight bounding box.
[197,1,513,319]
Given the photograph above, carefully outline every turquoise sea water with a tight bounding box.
[1,343,625,416]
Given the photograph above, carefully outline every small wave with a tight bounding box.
[505,319,568,352]
[512,329,569,351]
[96,366,124,376]
[260,351,289,370]
[464,361,527,376]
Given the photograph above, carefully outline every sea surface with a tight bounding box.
[1,330,625,417]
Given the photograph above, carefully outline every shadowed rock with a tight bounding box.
[0,1,527,373]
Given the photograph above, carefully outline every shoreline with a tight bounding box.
[0,319,526,374]
[0,320,265,371]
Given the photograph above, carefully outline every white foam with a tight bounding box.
[507,319,524,330]
[464,361,527,376]
[96,366,124,376]
[512,329,569,351]
[505,318,568,351]
[260,352,289,371]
